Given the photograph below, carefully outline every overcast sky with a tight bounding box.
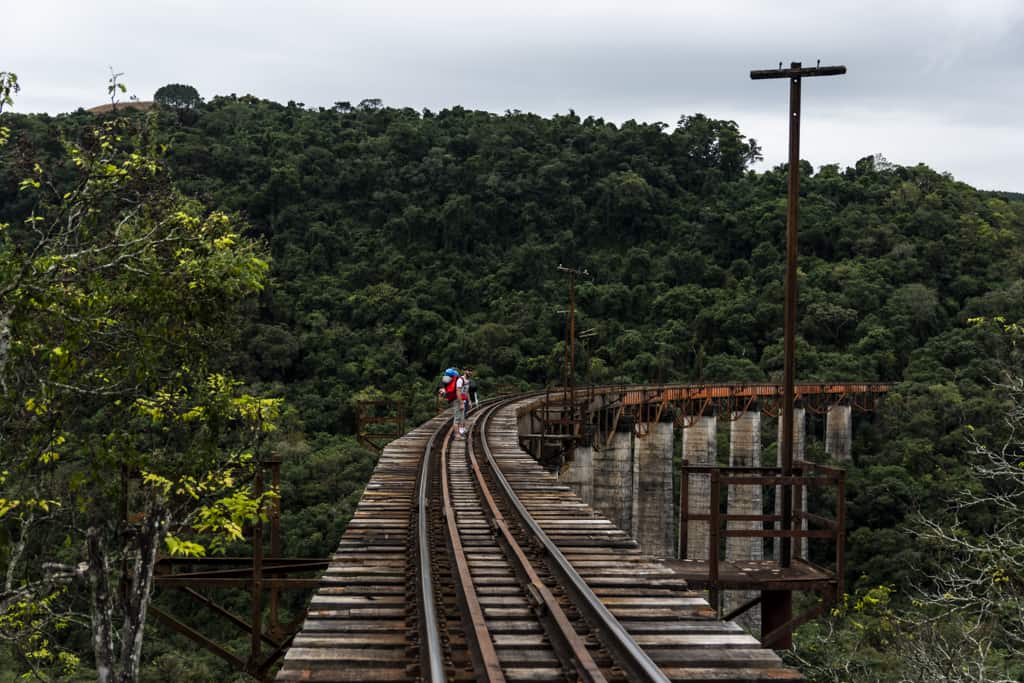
[4,1,1023,192]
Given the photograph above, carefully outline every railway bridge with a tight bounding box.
[266,382,887,681]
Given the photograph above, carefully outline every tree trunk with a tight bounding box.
[3,509,32,593]
[0,307,11,392]
[87,527,115,683]
[118,501,169,683]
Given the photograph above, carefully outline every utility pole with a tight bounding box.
[751,60,845,648]
[557,265,589,431]
[578,328,597,386]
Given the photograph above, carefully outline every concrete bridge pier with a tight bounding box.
[775,407,806,561]
[592,416,635,535]
[682,413,717,560]
[559,442,594,506]
[725,408,762,630]
[634,420,674,557]
[825,403,852,461]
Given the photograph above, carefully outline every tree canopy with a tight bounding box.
[1,88,1023,680]
[1,93,272,681]
[153,83,201,110]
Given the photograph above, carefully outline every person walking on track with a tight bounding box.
[439,367,468,437]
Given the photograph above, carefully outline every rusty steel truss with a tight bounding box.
[549,382,890,441]
[151,455,328,681]
[674,459,846,648]
[616,381,891,427]
[523,382,890,463]
[522,382,885,649]
[356,399,406,453]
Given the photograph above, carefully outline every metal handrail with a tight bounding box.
[678,460,846,597]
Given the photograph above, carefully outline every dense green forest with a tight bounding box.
[2,80,1023,681]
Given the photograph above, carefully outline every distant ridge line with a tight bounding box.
[86,100,154,114]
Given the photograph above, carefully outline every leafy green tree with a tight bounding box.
[907,375,1024,679]
[153,83,202,110]
[0,100,272,681]
[106,67,127,111]
[3,91,1024,680]
[792,376,1024,682]
[0,71,18,147]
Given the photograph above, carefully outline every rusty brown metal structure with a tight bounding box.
[672,459,846,648]
[275,395,804,681]
[528,382,889,449]
[356,399,406,453]
[151,454,328,681]
[518,382,885,650]
[557,264,590,445]
[620,382,889,427]
[748,60,847,635]
[149,385,880,679]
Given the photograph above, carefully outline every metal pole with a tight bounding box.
[747,60,845,651]
[750,61,845,568]
[557,265,590,431]
[678,458,690,559]
[269,458,281,635]
[709,469,721,614]
[251,464,264,663]
[779,62,801,568]
[569,269,576,426]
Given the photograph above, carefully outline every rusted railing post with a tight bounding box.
[678,458,689,559]
[269,457,282,635]
[708,469,721,613]
[836,468,846,598]
[793,465,804,560]
[250,464,264,665]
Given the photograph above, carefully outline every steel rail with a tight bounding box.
[279,390,805,682]
[466,401,606,683]
[440,425,507,682]
[416,420,448,682]
[477,402,672,683]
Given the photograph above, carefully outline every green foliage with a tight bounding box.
[791,580,1021,681]
[3,89,1024,677]
[0,87,272,679]
[788,582,903,681]
[153,84,202,110]
[106,68,127,110]
[277,434,379,557]
[0,72,18,112]
[0,71,18,147]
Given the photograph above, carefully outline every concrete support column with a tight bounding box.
[559,444,594,506]
[682,414,717,560]
[726,408,762,560]
[825,404,852,462]
[634,422,674,557]
[726,408,762,630]
[775,407,806,560]
[592,417,634,533]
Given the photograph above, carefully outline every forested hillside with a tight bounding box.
[2,92,1022,680]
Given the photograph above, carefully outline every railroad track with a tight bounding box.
[277,396,802,682]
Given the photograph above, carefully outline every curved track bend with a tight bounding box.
[276,395,803,682]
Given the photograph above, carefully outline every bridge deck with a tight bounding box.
[667,559,835,592]
[276,400,803,681]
